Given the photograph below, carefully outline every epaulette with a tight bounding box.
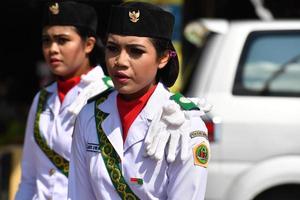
[87,76,114,104]
[87,87,114,104]
[170,92,200,111]
[102,76,114,88]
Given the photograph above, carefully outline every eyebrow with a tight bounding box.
[107,40,146,49]
[42,33,70,38]
[127,44,146,49]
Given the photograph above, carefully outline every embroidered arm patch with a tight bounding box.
[193,142,209,168]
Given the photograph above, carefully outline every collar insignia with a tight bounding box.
[129,10,140,23]
[49,3,59,15]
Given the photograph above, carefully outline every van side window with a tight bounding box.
[233,31,300,97]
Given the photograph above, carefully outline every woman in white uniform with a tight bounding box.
[15,1,111,199]
[68,2,210,200]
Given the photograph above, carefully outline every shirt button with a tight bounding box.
[49,168,56,176]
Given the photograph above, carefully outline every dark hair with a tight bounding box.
[75,26,106,73]
[149,38,179,87]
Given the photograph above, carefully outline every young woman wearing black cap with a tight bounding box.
[15,1,112,199]
[68,2,210,200]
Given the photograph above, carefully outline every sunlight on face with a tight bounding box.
[105,34,166,100]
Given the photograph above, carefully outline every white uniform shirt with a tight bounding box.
[15,66,107,200]
[68,83,210,200]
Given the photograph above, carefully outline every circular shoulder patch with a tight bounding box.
[193,142,209,168]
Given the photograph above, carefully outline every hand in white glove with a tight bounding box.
[189,97,212,113]
[144,102,190,162]
[166,118,191,162]
[68,69,112,125]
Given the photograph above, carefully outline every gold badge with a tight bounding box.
[129,10,140,23]
[193,142,209,168]
[49,3,59,15]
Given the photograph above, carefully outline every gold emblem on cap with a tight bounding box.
[49,3,59,15]
[129,10,140,23]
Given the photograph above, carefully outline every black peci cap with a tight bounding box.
[107,1,174,40]
[42,1,98,34]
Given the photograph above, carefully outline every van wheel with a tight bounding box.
[253,184,300,200]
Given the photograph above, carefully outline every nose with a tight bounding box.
[48,42,59,54]
[114,50,128,67]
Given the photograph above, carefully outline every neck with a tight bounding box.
[119,83,157,101]
[57,65,94,81]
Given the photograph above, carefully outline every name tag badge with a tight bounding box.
[86,143,101,153]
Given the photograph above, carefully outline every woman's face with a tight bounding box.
[42,26,95,80]
[105,34,169,100]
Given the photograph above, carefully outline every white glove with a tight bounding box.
[189,97,212,113]
[68,68,112,125]
[68,81,106,125]
[144,97,212,162]
[144,102,190,162]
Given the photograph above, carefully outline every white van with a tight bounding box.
[184,20,300,200]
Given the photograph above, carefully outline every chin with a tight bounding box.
[117,86,131,94]
[117,85,137,95]
[51,70,68,79]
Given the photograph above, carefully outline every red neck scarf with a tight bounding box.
[117,85,157,142]
[57,76,81,103]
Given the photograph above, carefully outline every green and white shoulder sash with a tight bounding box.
[34,89,69,177]
[94,89,140,200]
